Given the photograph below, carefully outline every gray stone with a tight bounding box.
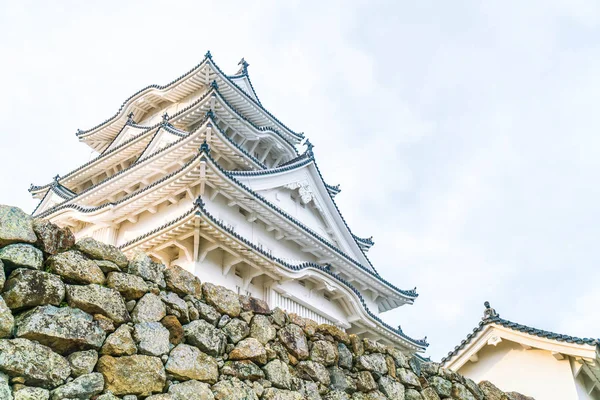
[164,264,202,297]
[133,322,170,356]
[263,388,303,400]
[74,237,128,268]
[397,368,421,388]
[338,343,353,369]
[165,344,218,383]
[146,395,174,400]
[464,378,484,400]
[277,323,309,360]
[0,297,13,338]
[222,318,249,344]
[329,366,356,393]
[296,361,331,385]
[406,389,422,400]
[94,259,121,273]
[160,291,189,323]
[311,340,338,366]
[15,305,106,354]
[0,206,37,247]
[202,282,240,317]
[356,354,388,376]
[222,360,265,380]
[229,337,267,364]
[0,244,43,273]
[478,381,509,400]
[168,380,214,400]
[32,219,74,256]
[324,391,350,400]
[2,269,65,311]
[378,376,405,400]
[128,251,166,287]
[66,284,130,324]
[263,359,292,390]
[66,350,98,377]
[0,261,4,290]
[430,376,452,398]
[420,387,441,400]
[183,319,226,356]
[97,354,166,396]
[0,338,71,389]
[239,295,271,314]
[387,348,410,369]
[49,372,104,400]
[211,378,257,400]
[452,383,476,400]
[190,299,220,325]
[0,372,10,400]
[47,250,106,285]
[106,272,148,300]
[101,324,137,356]
[132,293,166,323]
[13,386,50,400]
[356,371,377,392]
[249,314,276,345]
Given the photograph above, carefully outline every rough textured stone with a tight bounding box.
[478,381,509,400]
[202,283,240,317]
[330,366,356,393]
[134,322,170,356]
[239,295,271,314]
[128,250,166,287]
[430,376,452,398]
[2,269,65,311]
[297,360,331,385]
[263,388,304,400]
[464,378,484,400]
[0,338,71,389]
[378,376,405,400]
[452,383,476,400]
[13,386,50,400]
[0,296,13,338]
[250,314,276,345]
[132,293,166,323]
[32,219,74,256]
[420,387,441,400]
[278,324,309,360]
[223,317,249,344]
[47,250,105,285]
[168,380,214,400]
[94,313,115,333]
[222,360,265,380]
[106,272,148,300]
[212,378,258,400]
[263,359,292,390]
[183,319,227,356]
[0,244,43,275]
[161,315,184,345]
[66,350,98,377]
[101,324,137,356]
[164,264,202,297]
[0,206,37,247]
[317,324,350,344]
[97,354,166,396]
[49,372,104,400]
[229,337,267,364]
[165,344,218,383]
[398,367,421,388]
[406,388,423,400]
[75,237,128,268]
[357,354,388,376]
[94,259,121,273]
[338,343,353,369]
[160,291,189,323]
[0,261,4,290]
[0,371,10,400]
[66,284,130,324]
[15,305,106,354]
[356,371,378,392]
[193,299,220,325]
[311,340,338,366]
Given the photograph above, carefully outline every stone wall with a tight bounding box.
[0,205,529,400]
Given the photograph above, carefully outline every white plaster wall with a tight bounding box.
[458,340,583,400]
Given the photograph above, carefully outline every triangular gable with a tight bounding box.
[231,159,374,272]
[229,75,260,104]
[137,127,184,161]
[32,187,71,216]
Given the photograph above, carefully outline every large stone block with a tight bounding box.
[0,244,43,272]
[32,219,75,255]
[47,250,105,285]
[0,296,13,338]
[202,282,240,317]
[0,205,37,247]
[165,344,218,383]
[127,250,165,287]
[106,271,148,300]
[164,264,202,297]
[97,354,166,396]
[132,293,166,323]
[2,269,65,311]
[75,237,128,267]
[49,372,104,400]
[0,338,71,389]
[277,323,309,360]
[66,284,130,324]
[14,305,106,354]
[183,319,227,357]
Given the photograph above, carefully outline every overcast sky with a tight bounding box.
[2,0,600,360]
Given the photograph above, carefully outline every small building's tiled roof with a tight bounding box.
[441,302,599,364]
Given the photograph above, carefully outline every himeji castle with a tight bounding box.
[28,52,428,354]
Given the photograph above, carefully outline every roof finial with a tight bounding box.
[199,139,211,155]
[194,196,205,208]
[206,110,215,119]
[397,324,403,332]
[210,80,219,90]
[76,129,83,135]
[53,174,60,182]
[127,112,135,123]
[238,58,249,74]
[205,50,212,59]
[304,139,314,157]
[483,301,499,320]
[162,112,169,125]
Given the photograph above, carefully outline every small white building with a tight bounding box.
[28,52,428,355]
[441,302,600,400]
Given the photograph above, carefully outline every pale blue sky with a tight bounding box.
[1,0,600,360]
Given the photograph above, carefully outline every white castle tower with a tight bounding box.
[29,52,427,355]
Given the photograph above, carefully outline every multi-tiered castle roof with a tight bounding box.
[29,52,428,353]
